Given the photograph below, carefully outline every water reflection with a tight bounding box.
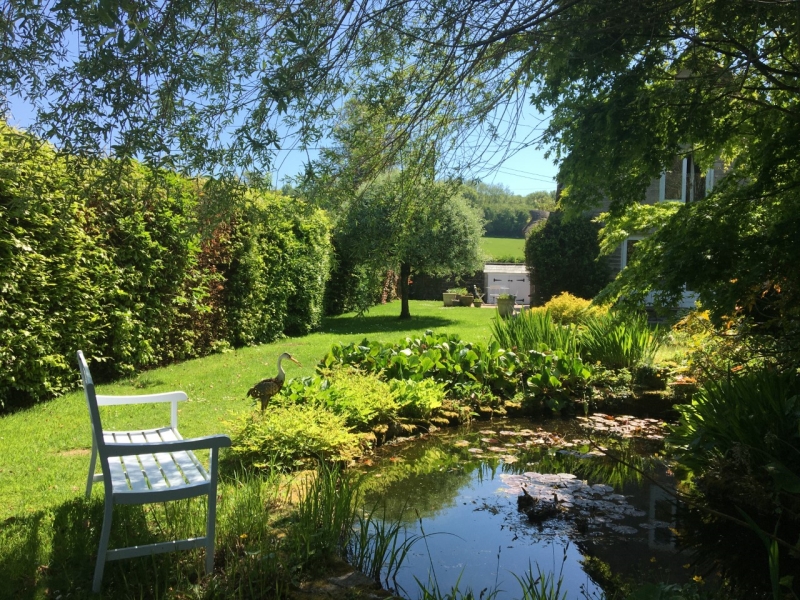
[357,419,695,599]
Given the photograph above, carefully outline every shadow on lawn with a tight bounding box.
[0,498,198,600]
[321,314,457,337]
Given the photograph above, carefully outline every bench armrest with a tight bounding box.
[96,391,188,406]
[96,391,188,430]
[104,434,232,456]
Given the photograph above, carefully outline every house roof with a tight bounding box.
[484,263,529,274]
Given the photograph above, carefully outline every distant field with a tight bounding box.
[480,236,526,262]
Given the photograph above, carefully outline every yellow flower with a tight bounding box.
[240,533,248,539]
[693,575,703,583]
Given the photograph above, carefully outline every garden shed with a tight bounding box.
[484,263,531,305]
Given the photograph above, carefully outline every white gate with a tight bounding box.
[484,263,531,305]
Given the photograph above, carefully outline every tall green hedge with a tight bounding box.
[525,211,609,305]
[0,124,331,409]
[225,190,331,345]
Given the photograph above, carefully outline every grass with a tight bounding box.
[0,301,497,520]
[480,236,526,263]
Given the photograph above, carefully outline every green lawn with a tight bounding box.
[0,300,498,520]
[479,236,526,262]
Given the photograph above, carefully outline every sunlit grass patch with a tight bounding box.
[480,236,526,263]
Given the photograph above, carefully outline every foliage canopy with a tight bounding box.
[5,0,800,346]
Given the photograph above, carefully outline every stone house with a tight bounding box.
[599,155,726,279]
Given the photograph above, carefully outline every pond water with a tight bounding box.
[357,416,700,599]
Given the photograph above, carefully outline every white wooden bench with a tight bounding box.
[78,350,231,593]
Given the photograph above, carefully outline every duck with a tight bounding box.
[246,352,302,411]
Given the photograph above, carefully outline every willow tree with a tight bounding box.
[303,87,483,319]
[337,174,483,319]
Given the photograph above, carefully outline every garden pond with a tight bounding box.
[354,415,707,599]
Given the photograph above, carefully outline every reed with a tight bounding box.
[347,503,420,586]
[514,562,568,600]
[288,462,362,569]
[491,309,580,356]
[579,313,662,369]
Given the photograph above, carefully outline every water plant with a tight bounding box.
[321,331,521,396]
[669,369,800,478]
[287,463,362,571]
[321,331,592,414]
[580,313,663,369]
[347,503,421,586]
[523,349,592,413]
[491,309,580,356]
[669,368,800,594]
[513,560,568,600]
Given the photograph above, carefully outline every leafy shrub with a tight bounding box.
[0,127,109,403]
[491,309,579,355]
[580,312,663,369]
[390,379,446,419]
[525,211,609,305]
[529,292,607,325]
[228,404,365,469]
[669,370,800,479]
[488,253,525,264]
[225,189,331,346]
[322,245,388,316]
[670,309,776,380]
[281,368,399,431]
[88,165,207,377]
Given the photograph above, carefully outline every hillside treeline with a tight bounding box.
[461,182,556,238]
[0,124,331,409]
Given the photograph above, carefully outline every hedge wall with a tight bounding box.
[0,124,331,409]
[525,211,609,305]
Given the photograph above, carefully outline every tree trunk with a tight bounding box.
[399,261,411,319]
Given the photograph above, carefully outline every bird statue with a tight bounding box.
[247,353,302,411]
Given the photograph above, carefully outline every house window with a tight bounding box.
[660,156,685,201]
[620,236,644,268]
[658,155,713,203]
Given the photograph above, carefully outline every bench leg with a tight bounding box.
[85,445,97,499]
[93,497,114,593]
[205,448,219,574]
